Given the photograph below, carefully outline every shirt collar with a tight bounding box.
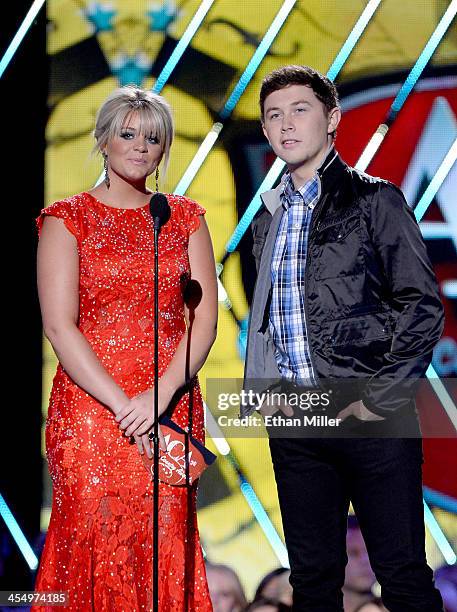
[280,144,334,210]
[280,171,319,210]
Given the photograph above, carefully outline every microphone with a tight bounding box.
[149,193,170,232]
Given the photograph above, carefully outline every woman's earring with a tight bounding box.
[103,154,110,189]
[155,166,160,192]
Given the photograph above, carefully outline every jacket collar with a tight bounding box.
[261,147,346,215]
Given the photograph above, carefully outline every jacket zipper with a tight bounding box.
[303,173,326,386]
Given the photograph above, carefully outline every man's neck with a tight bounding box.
[290,143,334,190]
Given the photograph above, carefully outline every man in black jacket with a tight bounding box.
[242,65,444,611]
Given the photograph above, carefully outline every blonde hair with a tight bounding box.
[93,85,174,173]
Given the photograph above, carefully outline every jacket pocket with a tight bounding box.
[317,206,360,236]
[327,310,394,345]
[313,207,362,280]
[324,311,395,378]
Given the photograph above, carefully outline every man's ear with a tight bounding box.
[261,122,271,145]
[327,106,341,136]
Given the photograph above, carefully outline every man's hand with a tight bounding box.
[337,400,385,422]
[258,393,294,418]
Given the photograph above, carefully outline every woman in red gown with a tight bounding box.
[34,86,217,611]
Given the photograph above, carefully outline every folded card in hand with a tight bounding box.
[142,415,217,486]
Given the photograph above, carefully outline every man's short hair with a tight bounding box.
[259,65,339,120]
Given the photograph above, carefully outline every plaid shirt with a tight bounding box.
[269,172,320,385]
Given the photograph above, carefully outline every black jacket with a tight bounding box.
[245,149,444,417]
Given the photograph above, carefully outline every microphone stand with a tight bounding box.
[148,193,170,611]
[152,215,160,612]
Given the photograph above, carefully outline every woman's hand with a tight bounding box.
[115,384,173,445]
[133,431,166,459]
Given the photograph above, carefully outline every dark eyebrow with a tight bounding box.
[265,106,281,114]
[265,100,312,114]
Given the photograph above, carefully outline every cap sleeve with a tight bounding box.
[182,198,206,238]
[36,199,81,243]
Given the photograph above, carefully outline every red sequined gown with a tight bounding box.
[33,192,213,611]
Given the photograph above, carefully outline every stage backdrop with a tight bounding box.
[42,0,456,598]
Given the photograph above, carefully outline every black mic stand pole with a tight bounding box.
[148,193,170,612]
[152,215,160,612]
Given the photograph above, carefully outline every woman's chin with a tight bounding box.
[115,170,151,186]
